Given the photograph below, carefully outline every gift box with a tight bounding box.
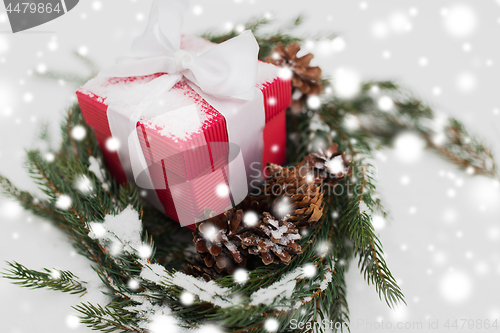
[77,35,291,229]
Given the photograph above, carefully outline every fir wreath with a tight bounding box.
[1,16,499,333]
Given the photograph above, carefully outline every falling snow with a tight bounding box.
[2,2,500,331]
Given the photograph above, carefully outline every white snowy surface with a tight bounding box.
[1,1,500,332]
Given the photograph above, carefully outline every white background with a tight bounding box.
[1,1,500,332]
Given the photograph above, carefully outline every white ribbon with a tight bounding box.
[99,0,265,226]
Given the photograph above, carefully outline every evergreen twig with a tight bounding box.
[3,261,87,295]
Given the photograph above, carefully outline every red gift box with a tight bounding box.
[76,36,290,229]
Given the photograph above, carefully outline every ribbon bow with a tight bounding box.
[99,0,259,101]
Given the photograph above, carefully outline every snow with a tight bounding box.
[87,206,145,255]
[439,270,473,303]
[233,268,248,284]
[149,314,179,333]
[377,95,394,111]
[0,200,23,219]
[257,61,279,88]
[456,72,476,92]
[88,156,105,183]
[105,137,120,151]
[277,233,300,246]
[333,68,361,99]
[309,113,330,132]
[249,268,304,306]
[320,270,332,291]
[71,125,86,141]
[80,75,157,109]
[126,299,180,333]
[141,260,333,310]
[143,103,207,141]
[393,132,425,163]
[139,261,167,284]
[65,314,80,329]
[56,195,72,209]
[141,264,233,308]
[315,241,329,258]
[224,241,238,254]
[264,318,279,332]
[325,155,348,175]
[371,214,386,230]
[180,291,195,305]
[302,264,317,278]
[164,272,233,308]
[74,175,93,193]
[443,4,477,38]
[243,211,258,226]
[306,95,321,110]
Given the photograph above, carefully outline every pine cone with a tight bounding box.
[191,201,303,276]
[237,194,271,214]
[265,42,323,114]
[266,42,323,96]
[182,259,222,282]
[304,143,350,185]
[238,213,302,265]
[265,163,326,230]
[193,208,246,274]
[264,144,350,229]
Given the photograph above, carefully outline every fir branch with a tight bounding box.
[338,81,500,182]
[74,302,143,333]
[35,51,99,85]
[3,261,87,295]
[0,175,62,222]
[337,159,404,308]
[202,15,335,60]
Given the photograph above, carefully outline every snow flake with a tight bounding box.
[333,68,360,99]
[456,72,476,92]
[192,5,203,16]
[91,1,102,11]
[23,92,33,103]
[75,175,93,194]
[0,200,23,219]
[180,291,195,305]
[443,4,476,38]
[56,195,72,210]
[372,214,386,230]
[105,137,120,151]
[233,268,248,284]
[306,95,321,109]
[215,183,229,198]
[394,132,425,163]
[325,155,348,174]
[302,264,317,278]
[127,279,140,291]
[378,96,394,111]
[419,57,428,67]
[71,125,87,141]
[264,318,279,332]
[65,314,80,329]
[439,270,472,303]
